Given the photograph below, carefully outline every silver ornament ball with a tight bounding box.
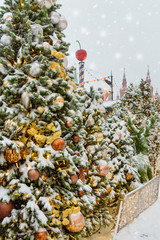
[0,63,7,75]
[1,24,8,31]
[62,56,68,68]
[30,24,43,42]
[43,42,51,50]
[3,12,13,22]
[50,11,60,24]
[0,34,12,46]
[56,16,68,31]
[29,61,42,77]
[36,0,53,9]
[21,92,31,109]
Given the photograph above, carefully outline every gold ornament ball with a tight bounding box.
[28,169,40,181]
[4,149,21,163]
[0,201,15,219]
[37,106,45,114]
[35,231,47,240]
[51,138,65,151]
[106,186,112,194]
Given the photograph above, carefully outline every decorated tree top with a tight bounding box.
[115,79,158,122]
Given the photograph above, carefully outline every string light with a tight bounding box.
[117,176,159,231]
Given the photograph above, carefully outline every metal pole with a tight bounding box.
[112,193,125,240]
[79,61,85,87]
[111,71,113,101]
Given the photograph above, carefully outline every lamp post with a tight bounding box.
[75,40,87,87]
[104,71,113,101]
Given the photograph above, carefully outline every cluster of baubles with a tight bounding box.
[1,140,85,237]
[36,0,68,30]
[0,1,68,47]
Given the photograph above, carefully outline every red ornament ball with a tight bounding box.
[66,212,85,232]
[78,190,84,197]
[28,169,40,181]
[73,136,80,143]
[35,231,47,240]
[75,49,87,61]
[51,138,65,151]
[75,152,80,156]
[65,121,72,127]
[88,210,93,215]
[78,168,85,182]
[0,201,15,219]
[126,173,133,181]
[97,163,109,177]
[70,174,78,184]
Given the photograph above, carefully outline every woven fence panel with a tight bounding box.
[118,176,160,231]
[156,156,160,172]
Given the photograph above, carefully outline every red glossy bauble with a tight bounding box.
[51,138,65,151]
[65,121,72,127]
[97,164,109,177]
[78,190,84,197]
[70,174,78,184]
[73,136,80,143]
[66,212,85,232]
[35,231,47,240]
[87,210,93,215]
[75,49,87,61]
[28,169,40,181]
[0,201,15,219]
[75,152,80,156]
[78,168,85,182]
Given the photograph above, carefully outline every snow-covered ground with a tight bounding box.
[116,183,160,240]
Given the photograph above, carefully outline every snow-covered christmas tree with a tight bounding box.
[0,1,111,239]
[77,87,113,235]
[105,114,140,197]
[113,79,159,182]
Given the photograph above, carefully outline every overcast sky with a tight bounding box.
[1,0,160,98]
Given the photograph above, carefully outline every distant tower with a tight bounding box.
[155,88,160,101]
[120,68,128,98]
[146,66,153,95]
[155,88,159,97]
[116,92,120,100]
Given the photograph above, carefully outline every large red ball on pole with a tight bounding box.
[75,40,87,61]
[76,49,87,61]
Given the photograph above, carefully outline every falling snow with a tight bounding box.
[0,0,160,95]
[55,0,160,96]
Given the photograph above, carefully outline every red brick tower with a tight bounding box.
[120,68,128,98]
[146,66,153,95]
